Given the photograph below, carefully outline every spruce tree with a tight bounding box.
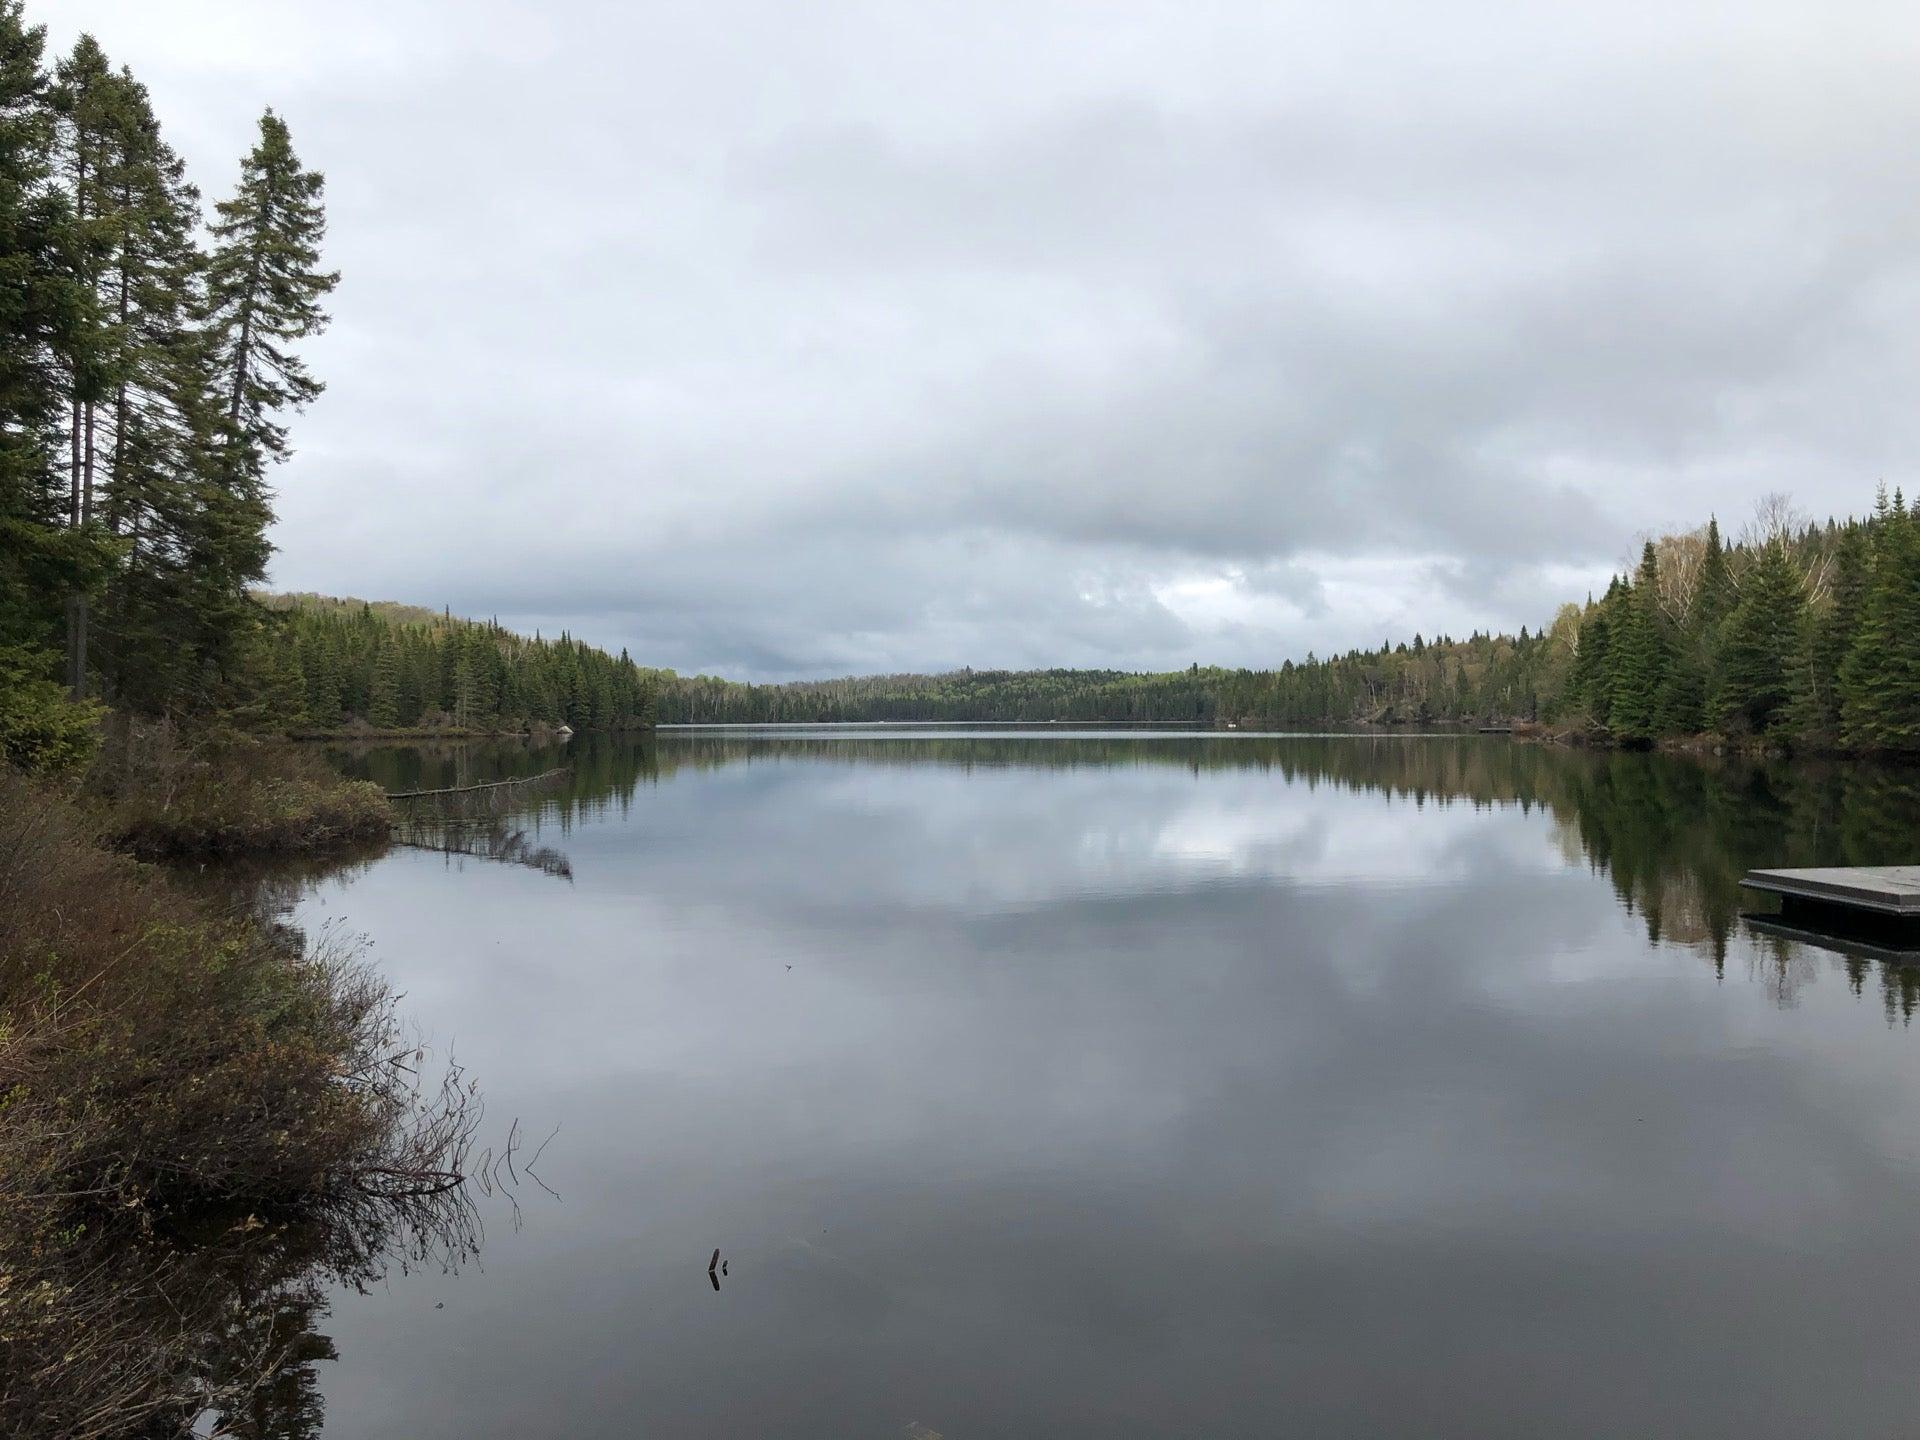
[1839,497,1920,751]
[46,33,120,694]
[205,110,336,475]
[178,109,337,708]
[1711,540,1809,737]
[1804,520,1867,740]
[37,36,273,712]
[83,65,228,709]
[1652,644,1704,736]
[368,637,399,727]
[1693,517,1732,632]
[0,2,106,669]
[1608,543,1672,742]
[1672,516,1732,726]
[1570,581,1622,725]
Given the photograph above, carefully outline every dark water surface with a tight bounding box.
[282,731,1920,1437]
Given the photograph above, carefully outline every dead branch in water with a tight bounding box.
[385,767,570,800]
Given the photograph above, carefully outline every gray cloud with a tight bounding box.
[46,0,1920,677]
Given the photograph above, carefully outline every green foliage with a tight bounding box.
[0,641,98,771]
[1804,520,1867,739]
[664,630,1552,730]
[0,6,335,717]
[205,108,336,470]
[0,6,111,680]
[1607,546,1673,743]
[1709,541,1809,736]
[1839,493,1920,751]
[259,595,658,734]
[1568,583,1618,726]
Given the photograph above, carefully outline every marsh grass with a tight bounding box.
[0,773,482,1438]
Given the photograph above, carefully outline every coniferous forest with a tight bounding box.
[1,7,327,727]
[263,595,657,733]
[0,1,653,764]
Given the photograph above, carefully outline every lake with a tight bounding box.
[273,730,1920,1436]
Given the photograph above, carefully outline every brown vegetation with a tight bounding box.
[0,773,480,1438]
[84,719,392,858]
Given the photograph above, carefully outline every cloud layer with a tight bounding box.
[48,0,1920,676]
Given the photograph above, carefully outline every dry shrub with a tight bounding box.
[85,717,391,858]
[0,774,480,1438]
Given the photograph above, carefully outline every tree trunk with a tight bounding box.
[65,151,89,699]
[81,399,95,524]
[67,594,88,699]
[226,232,265,427]
[103,231,131,701]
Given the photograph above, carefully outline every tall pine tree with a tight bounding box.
[1608,543,1673,742]
[46,33,119,695]
[205,110,336,475]
[1838,493,1920,751]
[1711,540,1809,737]
[1804,520,1867,741]
[0,1,102,664]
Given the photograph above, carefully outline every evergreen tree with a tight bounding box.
[1693,517,1732,633]
[1652,647,1704,737]
[1570,581,1621,725]
[46,33,118,694]
[1710,540,1809,737]
[0,2,106,670]
[1839,497,1920,751]
[205,109,336,475]
[1804,520,1867,740]
[368,636,399,727]
[1608,544,1672,742]
[81,63,230,709]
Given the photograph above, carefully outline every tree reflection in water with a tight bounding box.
[330,731,1920,1017]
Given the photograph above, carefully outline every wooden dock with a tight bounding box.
[1742,867,1920,917]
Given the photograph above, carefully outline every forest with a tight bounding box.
[0,0,339,761]
[0,11,328,738]
[661,492,1920,753]
[0,0,654,766]
[261,595,657,734]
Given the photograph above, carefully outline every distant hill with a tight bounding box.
[255,592,657,734]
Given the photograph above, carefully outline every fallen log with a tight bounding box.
[384,766,570,800]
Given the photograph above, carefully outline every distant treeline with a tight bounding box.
[663,639,1546,728]
[261,596,657,734]
[660,492,1920,753]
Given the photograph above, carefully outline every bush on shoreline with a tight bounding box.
[83,719,393,858]
[0,772,479,1437]
[0,646,101,774]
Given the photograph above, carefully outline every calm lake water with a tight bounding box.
[274,730,1920,1437]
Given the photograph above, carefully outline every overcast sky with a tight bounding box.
[41,0,1920,679]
